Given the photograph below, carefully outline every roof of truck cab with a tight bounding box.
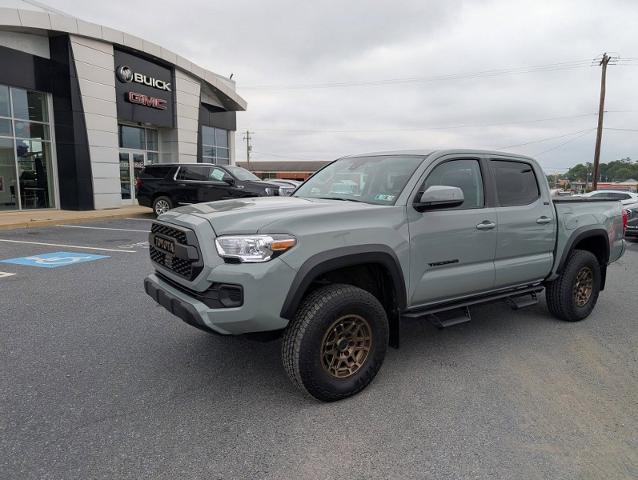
[345,149,534,159]
[145,163,226,167]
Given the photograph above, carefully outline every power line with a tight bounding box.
[497,128,595,149]
[241,59,592,90]
[534,130,595,156]
[250,113,601,135]
[251,150,320,161]
[246,111,635,135]
[604,127,638,132]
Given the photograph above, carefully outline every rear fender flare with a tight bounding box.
[556,227,610,274]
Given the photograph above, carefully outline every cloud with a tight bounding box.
[48,0,638,171]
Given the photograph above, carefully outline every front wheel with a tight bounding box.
[546,249,601,322]
[152,196,173,217]
[282,284,388,402]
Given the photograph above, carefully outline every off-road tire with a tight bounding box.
[546,249,601,322]
[152,196,173,217]
[282,284,389,402]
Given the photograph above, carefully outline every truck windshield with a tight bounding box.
[293,155,424,205]
[224,165,261,182]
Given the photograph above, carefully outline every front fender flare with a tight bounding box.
[280,244,407,320]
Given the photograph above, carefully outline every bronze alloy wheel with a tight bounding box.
[573,266,594,307]
[320,314,372,379]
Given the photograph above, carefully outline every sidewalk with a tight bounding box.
[0,206,153,231]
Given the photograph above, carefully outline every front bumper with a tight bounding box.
[144,256,296,335]
[145,275,213,334]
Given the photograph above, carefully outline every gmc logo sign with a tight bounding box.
[127,91,167,110]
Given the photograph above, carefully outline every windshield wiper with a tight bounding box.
[317,197,363,203]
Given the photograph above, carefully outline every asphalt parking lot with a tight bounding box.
[1,219,637,479]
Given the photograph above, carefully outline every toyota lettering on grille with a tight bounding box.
[154,236,175,254]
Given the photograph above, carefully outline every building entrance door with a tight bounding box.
[119,150,146,204]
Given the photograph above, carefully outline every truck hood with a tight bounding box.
[164,196,374,235]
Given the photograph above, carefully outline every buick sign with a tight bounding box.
[116,65,171,92]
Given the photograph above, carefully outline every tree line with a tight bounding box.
[562,157,637,182]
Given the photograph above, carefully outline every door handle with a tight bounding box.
[178,183,186,187]
[536,216,552,224]
[476,221,496,230]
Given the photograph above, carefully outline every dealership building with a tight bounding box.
[0,0,246,211]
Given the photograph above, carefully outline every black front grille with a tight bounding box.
[151,223,187,244]
[149,222,203,281]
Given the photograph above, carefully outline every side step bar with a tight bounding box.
[506,291,540,310]
[427,307,471,330]
[402,285,544,323]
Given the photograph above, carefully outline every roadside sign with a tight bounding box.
[0,251,109,269]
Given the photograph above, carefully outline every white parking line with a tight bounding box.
[55,224,149,233]
[0,271,16,278]
[0,239,137,253]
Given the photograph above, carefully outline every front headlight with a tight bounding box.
[215,235,296,263]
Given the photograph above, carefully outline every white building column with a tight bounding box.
[70,35,120,209]
[174,69,200,163]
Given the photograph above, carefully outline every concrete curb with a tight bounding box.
[0,208,154,231]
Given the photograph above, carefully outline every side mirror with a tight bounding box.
[223,176,235,186]
[414,185,464,211]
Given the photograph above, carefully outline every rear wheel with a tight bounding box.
[282,284,388,401]
[152,196,173,216]
[546,249,601,322]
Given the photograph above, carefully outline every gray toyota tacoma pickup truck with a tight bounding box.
[144,150,626,401]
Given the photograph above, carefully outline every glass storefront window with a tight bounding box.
[215,128,228,147]
[201,126,230,164]
[119,125,146,150]
[118,124,160,202]
[11,88,48,122]
[0,85,10,117]
[14,121,49,141]
[119,152,131,200]
[16,140,54,209]
[0,137,18,211]
[146,129,158,151]
[0,118,12,137]
[0,84,54,210]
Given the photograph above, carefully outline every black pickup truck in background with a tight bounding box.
[136,163,293,216]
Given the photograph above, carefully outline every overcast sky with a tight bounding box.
[47,0,638,172]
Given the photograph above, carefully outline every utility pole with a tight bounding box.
[592,52,617,190]
[243,130,253,167]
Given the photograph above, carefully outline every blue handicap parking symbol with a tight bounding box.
[0,251,109,269]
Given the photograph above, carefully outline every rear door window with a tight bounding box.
[141,166,172,179]
[490,160,540,206]
[177,165,211,181]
